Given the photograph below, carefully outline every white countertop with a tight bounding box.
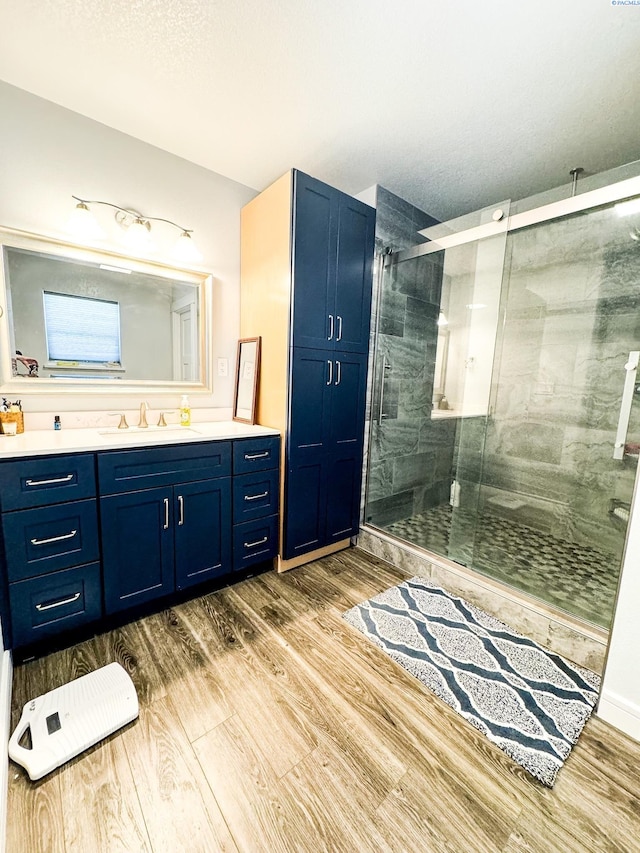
[0,421,280,459]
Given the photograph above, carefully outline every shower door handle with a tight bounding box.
[378,357,391,425]
[613,350,640,460]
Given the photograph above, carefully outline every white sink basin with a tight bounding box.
[98,426,202,440]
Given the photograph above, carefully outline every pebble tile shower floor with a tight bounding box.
[385,505,620,628]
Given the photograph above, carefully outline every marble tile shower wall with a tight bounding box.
[364,187,457,528]
[475,221,640,559]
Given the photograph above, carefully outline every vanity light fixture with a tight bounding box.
[437,312,449,326]
[68,196,203,263]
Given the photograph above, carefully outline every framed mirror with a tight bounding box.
[0,227,213,395]
[233,337,261,424]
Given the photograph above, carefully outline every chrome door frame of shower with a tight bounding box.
[386,173,640,265]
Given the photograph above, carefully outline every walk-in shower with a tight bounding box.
[364,165,640,629]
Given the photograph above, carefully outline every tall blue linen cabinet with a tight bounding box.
[240,169,375,571]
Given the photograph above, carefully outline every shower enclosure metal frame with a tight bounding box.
[389,173,640,264]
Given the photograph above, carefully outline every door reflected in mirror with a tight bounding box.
[0,227,213,394]
[233,337,261,424]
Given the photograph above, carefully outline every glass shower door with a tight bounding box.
[473,196,640,626]
[364,204,511,566]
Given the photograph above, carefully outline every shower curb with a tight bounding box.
[356,526,608,674]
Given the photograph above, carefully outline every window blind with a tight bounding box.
[43,291,121,363]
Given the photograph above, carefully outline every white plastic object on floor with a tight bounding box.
[8,662,138,781]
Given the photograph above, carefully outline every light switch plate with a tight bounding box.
[217,358,228,377]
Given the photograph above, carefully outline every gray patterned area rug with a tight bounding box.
[343,576,600,787]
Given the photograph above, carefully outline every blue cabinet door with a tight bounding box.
[289,348,333,461]
[101,486,174,614]
[291,171,375,354]
[328,351,368,450]
[334,196,375,354]
[325,450,362,544]
[174,479,231,590]
[283,456,328,559]
[292,172,337,350]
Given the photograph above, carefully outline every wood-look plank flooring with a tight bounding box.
[7,548,640,852]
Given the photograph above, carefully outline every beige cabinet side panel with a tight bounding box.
[240,170,292,433]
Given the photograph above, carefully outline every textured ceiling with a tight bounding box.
[1,0,639,221]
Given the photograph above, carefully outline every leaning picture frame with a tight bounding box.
[232,337,261,424]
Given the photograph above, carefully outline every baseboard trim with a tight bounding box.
[597,690,640,742]
[276,539,350,573]
[0,649,13,853]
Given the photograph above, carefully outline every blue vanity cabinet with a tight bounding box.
[292,170,375,355]
[99,442,232,614]
[0,452,102,648]
[232,437,280,571]
[0,433,279,649]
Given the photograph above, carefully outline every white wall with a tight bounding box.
[0,81,257,414]
[0,619,11,853]
[599,473,640,740]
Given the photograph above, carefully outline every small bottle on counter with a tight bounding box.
[179,395,191,427]
[54,415,61,430]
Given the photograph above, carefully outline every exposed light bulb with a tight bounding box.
[122,217,155,253]
[66,202,106,241]
[172,231,203,264]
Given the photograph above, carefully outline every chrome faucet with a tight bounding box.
[138,401,150,428]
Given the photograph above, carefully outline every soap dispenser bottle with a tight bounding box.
[179,395,191,427]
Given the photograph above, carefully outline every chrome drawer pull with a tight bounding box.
[244,491,268,502]
[328,313,334,340]
[244,536,268,549]
[25,474,74,487]
[163,498,170,530]
[178,494,184,526]
[31,529,77,546]
[35,592,81,612]
[336,315,343,342]
[244,451,269,460]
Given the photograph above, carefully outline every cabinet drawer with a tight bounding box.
[233,515,278,571]
[0,454,95,511]
[232,469,279,524]
[98,441,231,495]
[3,499,99,582]
[233,436,280,475]
[9,562,102,647]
